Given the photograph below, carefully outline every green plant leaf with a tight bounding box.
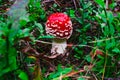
[84,55,92,63]
[49,65,72,79]
[34,22,44,34]
[107,11,114,24]
[18,71,28,80]
[109,2,117,9]
[103,26,109,36]
[112,48,120,53]
[0,67,11,77]
[19,15,30,26]
[95,0,105,8]
[109,24,115,36]
[78,77,86,80]
[70,10,75,18]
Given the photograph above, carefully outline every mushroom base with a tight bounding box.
[51,38,67,54]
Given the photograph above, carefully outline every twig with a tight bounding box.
[92,73,98,80]
[102,51,108,80]
[72,0,77,10]
[35,40,97,49]
[88,36,119,43]
[54,0,61,7]
[35,35,120,50]
[42,0,54,4]
[106,0,109,10]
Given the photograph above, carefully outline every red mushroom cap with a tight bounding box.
[45,13,72,39]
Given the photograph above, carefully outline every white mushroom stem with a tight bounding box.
[51,38,67,54]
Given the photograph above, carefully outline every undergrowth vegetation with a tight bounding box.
[0,0,120,80]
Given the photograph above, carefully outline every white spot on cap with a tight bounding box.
[51,30,54,33]
[65,23,67,26]
[47,24,50,27]
[52,24,58,27]
[64,29,69,31]
[65,32,69,35]
[60,33,63,36]
[59,22,62,24]
[56,32,60,35]
[66,25,69,28]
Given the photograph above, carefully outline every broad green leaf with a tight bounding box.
[112,48,120,53]
[84,23,91,30]
[19,20,27,26]
[97,55,104,59]
[103,26,109,36]
[49,66,72,79]
[107,11,114,24]
[0,67,11,77]
[109,3,117,9]
[18,71,28,80]
[100,11,106,23]
[19,15,30,26]
[75,18,82,24]
[95,59,104,67]
[109,24,115,36]
[111,38,116,47]
[78,77,86,80]
[106,42,112,50]
[95,0,105,8]
[84,55,92,63]
[105,38,115,50]
[84,2,92,9]
[9,56,17,70]
[53,3,57,7]
[34,22,44,34]
[17,28,30,38]
[34,2,41,8]
[74,47,83,55]
[70,10,75,18]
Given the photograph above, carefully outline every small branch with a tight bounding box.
[54,0,61,7]
[106,0,109,10]
[102,51,108,80]
[92,73,98,80]
[72,0,77,10]
[89,36,120,43]
[35,40,97,50]
[35,35,120,49]
[42,0,54,4]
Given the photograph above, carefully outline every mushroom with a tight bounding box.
[45,13,73,54]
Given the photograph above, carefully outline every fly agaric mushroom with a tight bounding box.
[45,13,72,54]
